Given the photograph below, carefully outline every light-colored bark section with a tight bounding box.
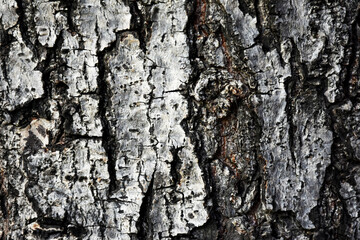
[1,0,207,239]
[145,1,207,237]
[104,33,156,238]
[104,1,208,238]
[1,30,43,111]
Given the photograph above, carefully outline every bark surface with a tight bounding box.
[0,0,360,239]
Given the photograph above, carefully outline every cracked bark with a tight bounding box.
[1,0,360,239]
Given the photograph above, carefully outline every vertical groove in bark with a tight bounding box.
[285,38,301,167]
[127,1,148,52]
[136,173,154,240]
[345,9,360,100]
[97,40,117,195]
[184,0,221,237]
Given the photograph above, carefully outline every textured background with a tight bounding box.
[0,0,360,239]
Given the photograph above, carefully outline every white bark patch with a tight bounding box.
[0,0,18,30]
[72,0,131,51]
[105,33,157,235]
[1,40,43,111]
[34,0,66,47]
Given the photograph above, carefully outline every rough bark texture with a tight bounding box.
[0,0,360,239]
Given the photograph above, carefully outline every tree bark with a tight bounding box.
[0,0,359,239]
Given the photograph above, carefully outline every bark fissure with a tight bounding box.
[97,40,118,195]
[344,9,360,102]
[127,1,148,52]
[285,39,300,166]
[254,0,269,52]
[136,175,154,239]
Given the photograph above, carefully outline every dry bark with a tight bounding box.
[0,0,360,239]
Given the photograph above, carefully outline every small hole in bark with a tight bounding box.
[79,176,87,182]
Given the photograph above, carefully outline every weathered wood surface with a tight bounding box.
[0,0,359,239]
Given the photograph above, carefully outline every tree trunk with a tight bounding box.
[0,0,359,239]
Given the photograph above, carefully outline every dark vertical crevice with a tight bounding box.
[343,9,360,102]
[316,102,354,237]
[315,9,360,239]
[136,175,154,240]
[285,38,302,167]
[59,0,77,35]
[145,63,160,167]
[254,0,270,53]
[96,39,118,196]
[237,0,256,17]
[124,0,151,52]
[0,193,7,220]
[318,89,342,236]
[185,0,200,73]
[253,0,283,55]
[35,31,64,101]
[169,147,183,186]
[183,1,226,238]
[0,26,15,81]
[284,76,297,166]
[253,0,263,41]
[129,1,146,52]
